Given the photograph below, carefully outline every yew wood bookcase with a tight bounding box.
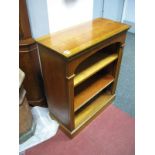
[36,18,130,137]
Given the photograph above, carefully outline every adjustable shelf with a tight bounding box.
[74,54,118,87]
[75,90,115,128]
[74,73,114,112]
[37,18,129,137]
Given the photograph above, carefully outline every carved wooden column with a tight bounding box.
[19,0,47,106]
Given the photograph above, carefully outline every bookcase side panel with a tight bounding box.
[38,45,72,129]
[111,32,128,94]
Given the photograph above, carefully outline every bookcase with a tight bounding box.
[36,18,130,137]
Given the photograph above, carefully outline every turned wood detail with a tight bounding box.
[19,39,47,106]
[19,0,47,106]
[19,0,32,40]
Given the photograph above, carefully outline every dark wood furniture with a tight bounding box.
[19,69,36,144]
[19,0,47,106]
[36,18,130,137]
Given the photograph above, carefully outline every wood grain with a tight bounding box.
[36,18,130,58]
[19,0,31,40]
[38,45,74,130]
[74,54,118,87]
[75,92,115,128]
[74,74,114,112]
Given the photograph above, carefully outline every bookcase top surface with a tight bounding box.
[36,18,130,58]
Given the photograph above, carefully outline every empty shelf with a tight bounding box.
[75,92,115,128]
[74,74,114,112]
[74,54,118,87]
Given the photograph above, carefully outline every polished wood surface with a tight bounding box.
[37,18,129,137]
[19,0,31,40]
[75,92,115,128]
[74,54,118,87]
[36,18,129,58]
[74,74,114,112]
[19,39,47,106]
[38,45,74,130]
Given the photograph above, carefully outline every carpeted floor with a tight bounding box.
[115,32,135,117]
[26,104,135,155]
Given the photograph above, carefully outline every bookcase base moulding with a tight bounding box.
[36,18,130,138]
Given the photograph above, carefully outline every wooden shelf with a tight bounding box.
[74,74,114,112]
[75,92,115,128]
[74,54,118,87]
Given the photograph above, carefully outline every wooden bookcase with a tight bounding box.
[36,18,130,137]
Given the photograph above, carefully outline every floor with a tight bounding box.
[115,32,135,117]
[26,104,135,155]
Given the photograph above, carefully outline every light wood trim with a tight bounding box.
[74,74,114,112]
[66,74,75,80]
[74,54,118,87]
[75,93,115,128]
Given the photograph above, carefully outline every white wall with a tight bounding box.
[103,0,124,21]
[47,0,93,33]
[93,0,104,18]
[93,0,124,21]
[26,0,134,38]
[122,0,135,33]
[93,0,135,33]
[26,0,50,38]
[123,0,135,23]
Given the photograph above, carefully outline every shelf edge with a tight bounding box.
[74,54,118,87]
